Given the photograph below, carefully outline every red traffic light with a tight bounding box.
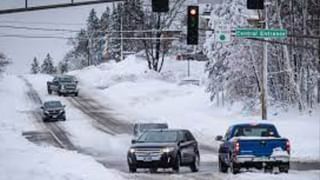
[190,8,197,15]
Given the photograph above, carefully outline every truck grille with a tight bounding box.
[65,84,76,90]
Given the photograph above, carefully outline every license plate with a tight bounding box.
[143,156,152,162]
[53,115,58,118]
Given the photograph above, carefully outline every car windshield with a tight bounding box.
[44,101,63,108]
[139,124,168,131]
[233,125,278,137]
[60,77,73,83]
[137,131,177,143]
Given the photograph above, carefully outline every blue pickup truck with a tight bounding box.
[216,123,290,174]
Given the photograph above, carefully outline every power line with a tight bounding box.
[0,34,179,40]
[0,25,182,34]
[0,0,124,15]
[0,20,86,26]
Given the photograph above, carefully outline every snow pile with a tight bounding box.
[0,75,125,180]
[0,129,124,180]
[70,56,320,162]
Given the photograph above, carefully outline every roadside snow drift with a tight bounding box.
[70,55,320,161]
[0,75,125,180]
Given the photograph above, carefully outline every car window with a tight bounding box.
[44,101,63,108]
[137,131,178,143]
[224,127,232,140]
[233,126,278,137]
[184,131,195,141]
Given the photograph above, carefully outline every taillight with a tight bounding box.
[286,140,290,154]
[233,141,240,155]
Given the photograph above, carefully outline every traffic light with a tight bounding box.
[247,0,264,9]
[152,0,169,12]
[187,6,199,45]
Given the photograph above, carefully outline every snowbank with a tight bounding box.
[0,75,125,180]
[70,55,320,162]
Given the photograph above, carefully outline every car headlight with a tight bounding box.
[161,147,175,153]
[59,110,65,114]
[129,148,136,153]
[44,111,50,114]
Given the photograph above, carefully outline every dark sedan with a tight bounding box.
[127,129,200,173]
[41,101,66,122]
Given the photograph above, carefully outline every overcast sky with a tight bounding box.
[0,0,109,74]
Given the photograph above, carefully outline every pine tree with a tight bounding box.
[40,53,56,74]
[30,57,40,74]
[100,6,111,62]
[108,3,122,61]
[87,9,103,65]
[58,60,68,74]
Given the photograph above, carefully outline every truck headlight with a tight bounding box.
[161,147,175,153]
[129,148,136,153]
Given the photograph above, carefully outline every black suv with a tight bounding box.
[41,101,66,122]
[127,129,200,173]
[47,75,79,96]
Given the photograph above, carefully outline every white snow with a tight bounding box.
[0,75,126,180]
[69,55,320,162]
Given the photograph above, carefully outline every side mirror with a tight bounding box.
[40,106,44,109]
[131,139,137,144]
[215,135,223,141]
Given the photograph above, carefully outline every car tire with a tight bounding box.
[129,166,136,173]
[172,154,181,173]
[42,118,48,123]
[149,168,157,173]
[264,166,273,173]
[279,164,289,173]
[230,162,240,174]
[48,89,52,95]
[218,157,228,173]
[58,92,62,96]
[75,92,78,97]
[190,154,200,172]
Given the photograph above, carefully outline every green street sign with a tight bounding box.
[236,28,287,39]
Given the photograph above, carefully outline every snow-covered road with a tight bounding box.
[0,73,319,180]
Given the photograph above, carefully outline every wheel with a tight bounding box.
[264,166,273,173]
[190,154,200,172]
[149,168,157,173]
[172,154,181,173]
[74,92,78,97]
[230,162,240,174]
[129,166,136,173]
[61,116,66,121]
[58,92,62,96]
[42,118,48,123]
[47,88,52,95]
[279,164,289,173]
[218,157,228,173]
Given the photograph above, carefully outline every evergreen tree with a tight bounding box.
[100,6,111,62]
[58,60,68,74]
[40,53,56,74]
[108,3,122,61]
[87,9,103,65]
[30,57,40,74]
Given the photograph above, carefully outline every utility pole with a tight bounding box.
[261,0,270,120]
[120,3,124,61]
